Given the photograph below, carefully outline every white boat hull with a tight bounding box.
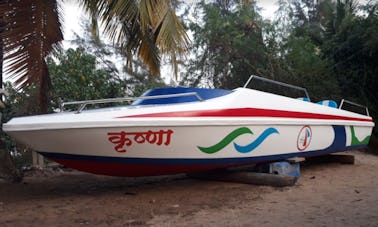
[6,122,372,176]
[4,86,374,176]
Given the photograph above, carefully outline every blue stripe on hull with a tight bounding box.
[39,145,365,166]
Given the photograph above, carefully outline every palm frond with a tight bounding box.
[0,0,63,112]
[155,4,189,53]
[138,30,161,76]
[78,0,189,76]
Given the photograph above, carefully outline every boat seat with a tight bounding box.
[297,97,310,102]
[317,100,338,108]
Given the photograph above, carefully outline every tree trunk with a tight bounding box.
[1,20,3,88]
[0,19,23,183]
[0,149,23,182]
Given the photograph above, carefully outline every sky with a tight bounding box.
[258,0,279,19]
[62,3,84,42]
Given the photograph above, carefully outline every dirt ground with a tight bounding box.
[1,150,378,227]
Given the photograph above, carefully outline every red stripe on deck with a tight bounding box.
[118,108,373,122]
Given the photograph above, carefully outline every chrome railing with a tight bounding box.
[339,99,370,116]
[243,75,311,101]
[60,92,204,113]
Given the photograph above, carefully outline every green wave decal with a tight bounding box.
[197,127,253,154]
[351,126,370,145]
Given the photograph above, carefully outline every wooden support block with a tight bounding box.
[286,157,306,164]
[32,151,45,168]
[188,170,297,187]
[305,154,355,165]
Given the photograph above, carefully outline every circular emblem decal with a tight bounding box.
[297,126,312,151]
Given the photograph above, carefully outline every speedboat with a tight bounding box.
[3,76,374,176]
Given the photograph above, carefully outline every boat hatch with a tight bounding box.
[131,87,233,106]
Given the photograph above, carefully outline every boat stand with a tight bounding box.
[188,160,300,187]
[32,152,45,168]
[188,169,298,187]
[188,154,354,187]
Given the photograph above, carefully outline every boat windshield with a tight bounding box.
[131,87,233,106]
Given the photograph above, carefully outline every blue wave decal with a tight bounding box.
[233,127,279,153]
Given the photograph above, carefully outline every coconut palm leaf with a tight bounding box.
[78,0,189,76]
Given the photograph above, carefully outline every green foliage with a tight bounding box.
[2,46,167,120]
[323,3,378,132]
[182,0,273,88]
[279,34,341,101]
[273,0,377,139]
[0,82,39,152]
[47,48,128,110]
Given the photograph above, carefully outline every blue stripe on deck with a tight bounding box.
[131,87,233,105]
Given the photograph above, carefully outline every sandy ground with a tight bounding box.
[1,150,378,227]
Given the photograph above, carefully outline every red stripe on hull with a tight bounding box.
[118,108,372,122]
[50,158,242,177]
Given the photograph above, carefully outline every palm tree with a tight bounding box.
[0,19,4,92]
[0,0,189,113]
